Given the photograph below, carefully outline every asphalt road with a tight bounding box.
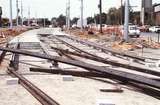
[141,32,160,43]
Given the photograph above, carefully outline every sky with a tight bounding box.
[0,0,159,20]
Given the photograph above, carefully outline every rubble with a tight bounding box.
[112,42,140,51]
[0,27,29,45]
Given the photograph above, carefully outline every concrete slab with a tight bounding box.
[6,78,19,85]
[96,99,115,105]
[9,29,40,43]
[62,75,74,81]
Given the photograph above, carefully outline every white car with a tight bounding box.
[121,25,140,38]
[149,26,160,32]
[128,25,140,37]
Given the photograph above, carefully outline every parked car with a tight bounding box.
[139,25,150,32]
[121,25,140,38]
[149,26,160,32]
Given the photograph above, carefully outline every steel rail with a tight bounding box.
[30,68,160,99]
[58,51,76,60]
[64,35,146,61]
[9,43,20,70]
[51,35,98,58]
[30,37,76,60]
[40,42,58,67]
[8,67,60,105]
[7,42,60,105]
[51,46,160,77]
[0,47,160,89]
[30,68,108,78]
[0,44,9,64]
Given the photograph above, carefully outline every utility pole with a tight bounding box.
[121,0,123,25]
[21,0,23,26]
[124,0,129,42]
[28,7,30,26]
[66,1,68,28]
[16,0,19,26]
[67,0,70,30]
[35,12,38,25]
[43,16,46,27]
[0,7,2,27]
[99,0,103,33]
[80,0,83,31]
[10,0,13,29]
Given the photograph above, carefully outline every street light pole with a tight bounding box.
[121,0,123,25]
[66,1,68,28]
[68,0,70,30]
[124,0,129,42]
[21,0,23,26]
[9,0,13,29]
[16,0,19,26]
[80,0,83,31]
[44,15,46,27]
[28,7,30,26]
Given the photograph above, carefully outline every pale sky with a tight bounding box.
[0,0,159,19]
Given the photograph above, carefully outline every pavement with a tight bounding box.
[141,32,160,43]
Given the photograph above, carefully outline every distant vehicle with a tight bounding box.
[128,25,140,37]
[49,25,52,28]
[121,25,140,38]
[139,25,150,32]
[31,23,39,27]
[149,26,160,32]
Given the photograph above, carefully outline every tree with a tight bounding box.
[94,12,107,24]
[130,11,140,25]
[2,18,9,26]
[108,7,120,25]
[118,5,125,25]
[44,18,51,26]
[56,14,66,27]
[71,17,79,25]
[87,17,94,24]
[101,13,107,24]
[51,17,57,27]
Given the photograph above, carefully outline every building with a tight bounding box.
[153,3,160,25]
[141,0,152,25]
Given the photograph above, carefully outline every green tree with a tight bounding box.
[51,17,57,27]
[2,18,9,26]
[56,14,66,27]
[108,7,120,25]
[94,12,107,24]
[87,17,94,24]
[71,17,79,25]
[130,11,140,25]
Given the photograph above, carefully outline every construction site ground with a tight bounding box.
[68,29,160,59]
[0,28,160,105]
